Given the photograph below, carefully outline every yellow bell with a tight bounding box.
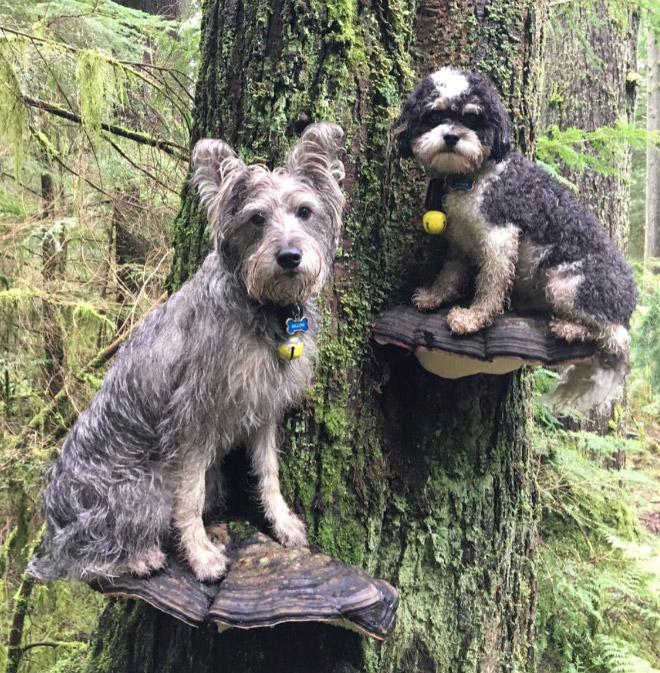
[277,337,304,361]
[423,210,447,235]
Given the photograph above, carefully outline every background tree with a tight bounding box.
[83,1,544,672]
[539,0,639,255]
[646,27,660,262]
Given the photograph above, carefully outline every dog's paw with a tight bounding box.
[549,318,590,343]
[447,307,489,335]
[188,545,228,583]
[273,513,308,548]
[126,547,167,578]
[412,287,444,312]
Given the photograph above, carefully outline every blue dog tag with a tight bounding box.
[448,177,474,191]
[286,317,309,335]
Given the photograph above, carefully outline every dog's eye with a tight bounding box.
[250,213,266,226]
[425,111,446,125]
[297,206,312,220]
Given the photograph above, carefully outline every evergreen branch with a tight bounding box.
[23,95,188,159]
[0,24,195,85]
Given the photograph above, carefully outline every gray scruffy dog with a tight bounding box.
[28,122,345,583]
[395,67,637,412]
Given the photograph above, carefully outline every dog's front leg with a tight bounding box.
[248,421,308,547]
[173,455,228,582]
[413,254,471,311]
[447,225,520,334]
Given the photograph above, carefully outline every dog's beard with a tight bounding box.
[242,240,326,304]
[412,125,488,175]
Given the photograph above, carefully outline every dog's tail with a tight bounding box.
[26,552,68,582]
[26,531,69,582]
[546,340,630,416]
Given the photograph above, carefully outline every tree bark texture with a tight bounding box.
[539,0,639,254]
[84,1,544,672]
[646,28,660,261]
[40,172,66,401]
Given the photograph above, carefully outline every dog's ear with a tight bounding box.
[490,101,513,161]
[482,84,513,161]
[394,76,437,158]
[286,122,345,186]
[393,111,414,158]
[191,139,245,216]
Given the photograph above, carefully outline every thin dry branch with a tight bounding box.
[23,95,188,159]
[103,135,181,194]
[0,24,196,87]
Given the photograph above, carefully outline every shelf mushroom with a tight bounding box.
[373,306,596,379]
[89,525,398,640]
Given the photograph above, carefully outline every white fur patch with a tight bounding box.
[430,68,469,101]
[412,124,487,175]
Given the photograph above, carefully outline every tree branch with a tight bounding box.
[23,95,189,160]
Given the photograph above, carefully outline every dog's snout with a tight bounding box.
[443,132,460,148]
[276,247,302,270]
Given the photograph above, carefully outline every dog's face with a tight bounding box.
[192,123,345,304]
[394,67,513,175]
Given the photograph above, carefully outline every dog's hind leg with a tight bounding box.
[447,225,519,334]
[172,449,228,582]
[248,421,307,548]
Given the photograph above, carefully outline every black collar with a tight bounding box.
[274,302,304,325]
[425,175,476,210]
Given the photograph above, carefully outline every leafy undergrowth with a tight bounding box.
[535,417,660,673]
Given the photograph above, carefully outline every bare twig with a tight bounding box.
[23,95,188,159]
[103,135,181,194]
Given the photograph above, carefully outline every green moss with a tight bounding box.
[77,50,106,140]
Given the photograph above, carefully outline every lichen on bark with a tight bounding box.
[86,1,543,671]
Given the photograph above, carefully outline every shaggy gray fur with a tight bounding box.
[28,123,345,582]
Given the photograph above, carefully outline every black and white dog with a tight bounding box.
[395,67,637,412]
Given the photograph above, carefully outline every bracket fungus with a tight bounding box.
[373,306,596,379]
[89,524,398,640]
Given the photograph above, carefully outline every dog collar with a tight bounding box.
[446,175,475,191]
[276,303,308,361]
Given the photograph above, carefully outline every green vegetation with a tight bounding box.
[0,1,200,671]
[0,0,659,671]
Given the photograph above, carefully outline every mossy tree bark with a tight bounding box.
[539,0,639,254]
[84,1,544,672]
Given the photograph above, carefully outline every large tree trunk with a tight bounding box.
[539,0,639,254]
[84,2,543,671]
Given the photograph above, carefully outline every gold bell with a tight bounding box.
[423,210,447,235]
[277,337,304,361]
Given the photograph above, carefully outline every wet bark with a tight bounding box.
[84,1,544,671]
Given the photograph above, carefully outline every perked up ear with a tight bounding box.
[191,138,245,219]
[286,122,346,186]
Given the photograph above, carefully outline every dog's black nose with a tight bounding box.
[276,248,302,270]
[444,132,460,148]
